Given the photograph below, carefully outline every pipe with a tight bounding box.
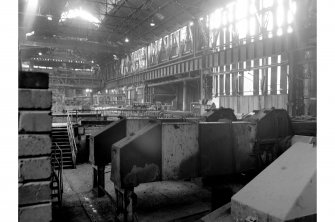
[147,76,199,87]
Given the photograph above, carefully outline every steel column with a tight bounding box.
[182,80,187,111]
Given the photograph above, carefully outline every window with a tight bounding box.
[267,57,272,94]
[277,55,281,94]
[244,61,254,95]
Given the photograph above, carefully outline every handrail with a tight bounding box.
[54,143,63,195]
[51,142,63,206]
[66,111,78,167]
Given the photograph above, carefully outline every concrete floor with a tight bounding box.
[53,163,212,222]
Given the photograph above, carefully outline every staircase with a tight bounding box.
[51,126,75,169]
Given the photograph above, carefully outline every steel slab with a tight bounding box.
[231,142,316,222]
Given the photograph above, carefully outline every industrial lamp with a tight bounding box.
[150,19,155,27]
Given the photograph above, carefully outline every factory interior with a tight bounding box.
[9,0,331,221]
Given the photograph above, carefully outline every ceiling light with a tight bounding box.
[47,15,52,21]
[25,31,35,37]
[155,13,165,20]
[38,52,42,56]
[150,19,155,27]
[125,37,129,43]
[59,7,100,27]
[91,60,94,63]
[189,21,194,26]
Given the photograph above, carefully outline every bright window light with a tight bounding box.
[268,57,272,94]
[259,59,263,95]
[222,11,227,26]
[249,17,256,36]
[249,0,257,15]
[227,4,234,23]
[244,67,254,96]
[237,19,248,39]
[287,12,294,24]
[60,7,100,26]
[209,8,222,30]
[277,28,283,36]
[290,1,297,14]
[277,55,281,94]
[266,12,274,31]
[263,0,274,8]
[236,0,248,20]
[26,0,38,13]
[276,0,284,27]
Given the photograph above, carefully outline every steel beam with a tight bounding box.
[49,84,100,89]
[20,37,120,54]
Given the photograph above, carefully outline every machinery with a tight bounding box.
[243,109,293,168]
[104,108,294,221]
[89,117,200,196]
[202,107,237,122]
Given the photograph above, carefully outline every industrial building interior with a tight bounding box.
[16,0,320,221]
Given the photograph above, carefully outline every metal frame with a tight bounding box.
[67,111,78,168]
[51,142,63,207]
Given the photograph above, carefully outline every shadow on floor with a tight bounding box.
[52,163,213,222]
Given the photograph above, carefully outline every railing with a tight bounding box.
[51,142,63,207]
[68,108,196,119]
[67,111,78,167]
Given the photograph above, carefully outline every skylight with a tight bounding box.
[59,7,100,27]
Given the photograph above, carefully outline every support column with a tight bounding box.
[90,91,94,105]
[303,56,311,115]
[287,51,295,116]
[182,80,187,111]
[115,187,136,222]
[97,165,105,197]
[200,70,205,103]
[303,76,310,115]
[92,166,97,189]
